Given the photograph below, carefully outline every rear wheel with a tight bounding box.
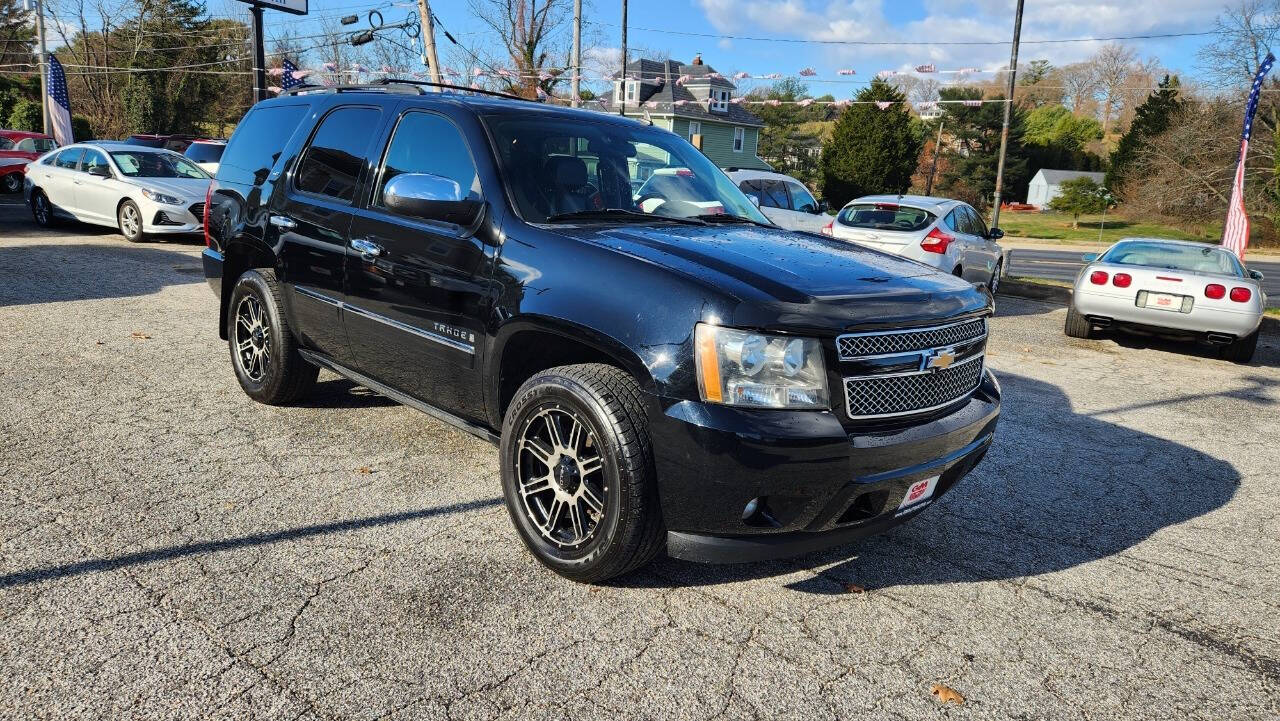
[500,363,664,583]
[1064,306,1093,339]
[1,172,21,194]
[30,190,54,226]
[118,200,145,243]
[226,269,318,404]
[1220,329,1258,364]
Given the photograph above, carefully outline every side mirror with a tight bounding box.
[816,199,829,214]
[87,165,111,178]
[1249,268,1265,281]
[1081,252,1099,262]
[746,194,760,207]
[987,227,1004,240]
[383,173,482,227]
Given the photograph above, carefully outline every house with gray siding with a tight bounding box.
[599,56,772,172]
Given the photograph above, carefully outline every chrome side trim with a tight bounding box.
[290,286,475,355]
[298,349,499,445]
[844,352,984,381]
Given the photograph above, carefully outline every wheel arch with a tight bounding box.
[217,240,279,339]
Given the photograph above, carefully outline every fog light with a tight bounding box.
[742,497,761,521]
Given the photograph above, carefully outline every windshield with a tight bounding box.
[1102,241,1243,276]
[485,116,770,225]
[185,143,225,163]
[110,150,209,179]
[125,136,166,148]
[837,203,935,232]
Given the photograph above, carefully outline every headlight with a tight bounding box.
[140,188,182,205]
[694,323,828,409]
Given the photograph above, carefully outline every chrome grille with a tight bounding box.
[844,355,984,419]
[837,318,986,359]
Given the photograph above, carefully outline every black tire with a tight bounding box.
[30,190,55,227]
[226,269,318,405]
[952,266,964,277]
[1064,306,1093,339]
[1220,329,1258,364]
[1,172,21,194]
[500,363,664,583]
[117,200,146,243]
[988,260,1003,296]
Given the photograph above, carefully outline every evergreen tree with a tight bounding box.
[1107,75,1183,190]
[820,78,922,208]
[935,87,1029,209]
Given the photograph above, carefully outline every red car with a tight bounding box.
[0,130,58,193]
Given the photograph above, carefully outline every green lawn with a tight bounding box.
[997,212,1221,244]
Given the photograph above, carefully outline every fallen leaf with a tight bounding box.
[931,683,964,705]
[95,340,104,346]
[356,466,373,474]
[844,583,865,594]
[130,332,151,340]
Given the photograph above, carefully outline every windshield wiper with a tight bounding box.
[693,213,776,229]
[544,209,707,226]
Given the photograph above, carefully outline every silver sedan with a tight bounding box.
[1066,237,1266,363]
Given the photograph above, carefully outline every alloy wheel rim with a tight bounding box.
[234,295,271,382]
[3,175,18,192]
[121,206,139,236]
[516,405,607,549]
[35,196,48,223]
[990,266,1000,294]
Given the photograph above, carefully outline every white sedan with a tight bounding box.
[1067,238,1266,363]
[24,142,211,243]
[824,195,1005,291]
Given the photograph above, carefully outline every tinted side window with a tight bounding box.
[296,106,382,203]
[943,210,960,232]
[81,149,110,174]
[757,179,789,209]
[964,206,988,236]
[787,182,817,212]
[376,112,480,205]
[54,148,83,170]
[185,143,224,163]
[737,179,759,197]
[218,104,309,188]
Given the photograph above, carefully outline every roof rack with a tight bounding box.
[279,79,531,103]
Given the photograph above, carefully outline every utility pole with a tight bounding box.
[989,0,1024,229]
[27,0,49,134]
[618,0,627,116]
[925,119,944,196]
[416,0,443,85]
[250,5,266,101]
[571,0,581,107]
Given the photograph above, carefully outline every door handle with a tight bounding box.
[350,238,385,258]
[269,215,297,231]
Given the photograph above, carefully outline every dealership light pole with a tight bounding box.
[989,0,1024,229]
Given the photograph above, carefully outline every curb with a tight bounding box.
[996,281,1280,335]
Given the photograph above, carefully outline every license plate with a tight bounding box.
[1144,292,1182,311]
[895,475,940,516]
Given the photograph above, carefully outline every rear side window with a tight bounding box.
[296,106,382,203]
[218,104,309,188]
[837,203,934,231]
[185,143,224,163]
[54,148,83,170]
[376,112,480,205]
[960,206,987,236]
[755,179,789,209]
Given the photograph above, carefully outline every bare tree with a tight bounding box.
[1059,62,1099,117]
[1198,0,1280,88]
[1091,42,1137,132]
[468,0,570,98]
[891,74,940,104]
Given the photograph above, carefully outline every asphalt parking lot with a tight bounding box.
[2,195,1278,720]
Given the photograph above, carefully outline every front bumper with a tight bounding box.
[1073,286,1262,338]
[139,198,205,235]
[650,370,1000,563]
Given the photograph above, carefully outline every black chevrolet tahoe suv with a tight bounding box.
[202,81,1001,582]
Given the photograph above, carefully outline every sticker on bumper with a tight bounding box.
[895,475,940,516]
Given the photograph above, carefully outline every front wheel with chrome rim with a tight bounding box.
[226,269,318,404]
[118,199,145,243]
[500,364,665,583]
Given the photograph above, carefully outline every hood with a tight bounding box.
[125,176,210,200]
[552,223,989,331]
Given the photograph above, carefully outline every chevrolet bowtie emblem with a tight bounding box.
[925,349,957,371]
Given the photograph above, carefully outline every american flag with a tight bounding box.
[46,54,74,146]
[1222,52,1275,259]
[280,58,304,91]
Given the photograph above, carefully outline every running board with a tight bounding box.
[298,349,500,445]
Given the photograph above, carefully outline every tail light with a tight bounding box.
[202,183,213,248]
[1204,284,1226,299]
[1089,271,1108,285]
[1230,286,1252,302]
[1112,273,1132,288]
[821,220,833,236]
[920,227,953,254]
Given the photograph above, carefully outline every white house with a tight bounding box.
[1027,169,1105,208]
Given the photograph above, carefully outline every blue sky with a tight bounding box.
[239,0,1231,94]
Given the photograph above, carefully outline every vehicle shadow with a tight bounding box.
[0,243,204,307]
[297,377,400,409]
[1094,326,1280,368]
[630,370,1242,592]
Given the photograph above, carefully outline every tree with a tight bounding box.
[1197,0,1280,88]
[1107,75,1183,190]
[934,87,1029,209]
[1025,105,1103,151]
[1049,177,1109,228]
[0,0,34,67]
[7,98,40,131]
[469,0,570,98]
[1090,43,1138,132]
[819,78,921,207]
[1020,59,1053,86]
